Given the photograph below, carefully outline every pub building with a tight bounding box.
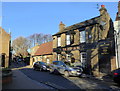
[52,5,115,77]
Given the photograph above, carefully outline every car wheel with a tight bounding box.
[64,71,70,77]
[39,68,42,71]
[33,67,36,70]
[54,69,58,74]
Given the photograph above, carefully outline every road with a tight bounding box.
[11,62,120,90]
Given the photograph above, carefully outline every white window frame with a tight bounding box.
[66,54,71,62]
[57,54,61,61]
[46,58,50,64]
[80,31,86,43]
[80,52,87,67]
[66,35,70,45]
[57,37,61,47]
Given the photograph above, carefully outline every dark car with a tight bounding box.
[49,61,83,77]
[33,61,49,71]
[113,68,120,84]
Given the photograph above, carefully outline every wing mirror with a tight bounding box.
[61,65,66,67]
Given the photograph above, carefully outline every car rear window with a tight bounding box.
[53,61,59,65]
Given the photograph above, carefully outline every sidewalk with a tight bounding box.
[2,66,53,90]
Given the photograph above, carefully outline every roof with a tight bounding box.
[53,16,100,36]
[34,41,53,56]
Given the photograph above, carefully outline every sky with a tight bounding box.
[1,2,118,40]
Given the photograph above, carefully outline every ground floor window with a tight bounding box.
[46,58,50,64]
[57,54,61,61]
[66,54,71,62]
[80,52,87,67]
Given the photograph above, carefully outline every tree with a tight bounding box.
[12,36,30,57]
[27,33,52,48]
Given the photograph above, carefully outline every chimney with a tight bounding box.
[118,1,120,14]
[99,5,107,15]
[59,21,65,32]
[115,1,120,21]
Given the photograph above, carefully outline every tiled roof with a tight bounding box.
[34,41,53,56]
[53,16,100,36]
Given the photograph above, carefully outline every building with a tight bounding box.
[0,27,11,68]
[30,43,40,65]
[52,5,115,77]
[114,1,120,69]
[30,41,53,65]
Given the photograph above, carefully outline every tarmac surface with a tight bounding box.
[2,63,54,90]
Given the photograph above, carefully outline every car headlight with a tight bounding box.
[43,65,46,68]
[71,70,77,73]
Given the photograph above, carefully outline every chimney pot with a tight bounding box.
[101,5,105,7]
[60,21,63,24]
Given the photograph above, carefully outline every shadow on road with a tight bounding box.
[7,62,81,90]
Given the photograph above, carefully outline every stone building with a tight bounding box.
[30,41,53,65]
[114,1,120,69]
[52,5,115,77]
[30,44,39,65]
[0,27,11,68]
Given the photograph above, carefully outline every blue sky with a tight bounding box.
[2,2,118,40]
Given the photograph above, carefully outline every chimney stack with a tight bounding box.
[99,5,107,15]
[59,21,65,32]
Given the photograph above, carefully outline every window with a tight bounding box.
[66,35,70,45]
[80,31,86,43]
[53,61,59,65]
[80,52,87,67]
[57,54,61,61]
[66,54,71,62]
[57,37,61,47]
[46,58,50,64]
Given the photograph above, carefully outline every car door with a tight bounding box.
[36,62,40,69]
[57,61,66,74]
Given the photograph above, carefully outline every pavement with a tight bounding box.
[2,63,54,90]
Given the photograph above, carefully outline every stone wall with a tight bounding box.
[0,28,10,67]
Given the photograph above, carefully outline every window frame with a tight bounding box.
[57,36,61,47]
[66,34,70,45]
[80,30,86,43]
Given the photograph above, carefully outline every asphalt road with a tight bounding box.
[20,68,80,89]
[11,62,120,90]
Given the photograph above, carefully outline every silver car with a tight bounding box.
[49,61,83,77]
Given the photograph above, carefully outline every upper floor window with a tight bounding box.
[80,31,86,43]
[66,35,70,45]
[57,37,61,47]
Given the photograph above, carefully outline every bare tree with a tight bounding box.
[27,33,52,48]
[12,36,30,56]
[43,34,52,43]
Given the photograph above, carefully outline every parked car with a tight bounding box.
[49,61,83,77]
[113,68,120,84]
[33,61,49,71]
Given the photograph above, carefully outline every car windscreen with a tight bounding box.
[40,62,46,65]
